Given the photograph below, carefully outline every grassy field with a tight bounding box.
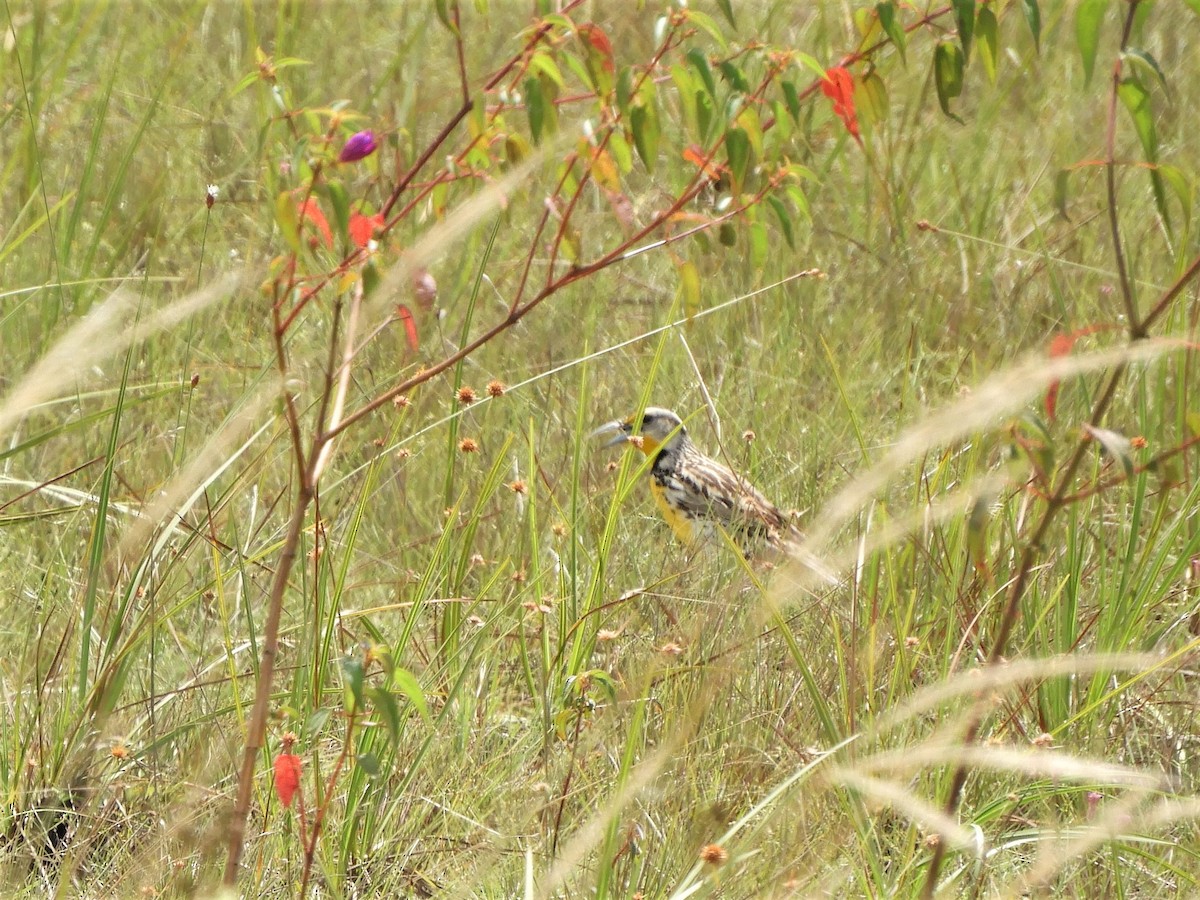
[2,1,1200,897]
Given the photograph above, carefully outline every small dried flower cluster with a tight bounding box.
[458,438,479,453]
[508,480,528,494]
[699,843,728,866]
[457,386,478,405]
[486,379,506,398]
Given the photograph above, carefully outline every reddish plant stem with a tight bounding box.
[299,711,359,899]
[920,5,1191,893]
[1105,3,1143,337]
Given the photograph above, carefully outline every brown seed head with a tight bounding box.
[393,395,410,409]
[509,480,528,494]
[457,386,477,405]
[699,843,728,866]
[486,379,506,398]
[458,438,479,453]
[395,448,412,460]
[742,429,756,443]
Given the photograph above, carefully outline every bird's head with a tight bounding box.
[593,406,688,456]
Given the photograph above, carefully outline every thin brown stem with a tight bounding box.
[1104,2,1143,337]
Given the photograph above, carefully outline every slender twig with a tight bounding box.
[1104,2,1143,337]
[299,710,359,898]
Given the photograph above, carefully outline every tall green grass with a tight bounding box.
[1,2,1199,897]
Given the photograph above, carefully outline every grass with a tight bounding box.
[2,1,1200,897]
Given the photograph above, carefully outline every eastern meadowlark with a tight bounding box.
[594,407,802,553]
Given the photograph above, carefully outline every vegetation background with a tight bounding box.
[1,0,1198,896]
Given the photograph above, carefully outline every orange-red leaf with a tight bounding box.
[682,144,726,181]
[578,24,615,74]
[821,66,861,143]
[297,198,333,249]
[1044,325,1109,420]
[349,211,384,248]
[273,752,302,809]
[397,304,420,352]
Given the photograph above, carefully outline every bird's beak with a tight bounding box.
[591,419,632,448]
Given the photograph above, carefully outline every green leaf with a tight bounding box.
[766,194,795,249]
[683,10,729,50]
[933,42,965,121]
[367,686,403,741]
[670,64,697,135]
[392,666,430,723]
[876,2,906,64]
[718,60,750,94]
[1076,0,1108,84]
[1187,411,1200,438]
[1186,0,1200,15]
[781,80,801,122]
[362,260,382,298]
[616,66,634,118]
[527,50,565,88]
[1083,424,1134,481]
[1122,47,1168,93]
[952,0,975,62]
[1158,164,1192,227]
[725,126,750,191]
[524,76,545,143]
[977,6,998,84]
[687,48,716,98]
[676,259,701,318]
[715,0,736,29]
[785,183,811,224]
[321,180,350,248]
[356,752,382,776]
[435,0,460,36]
[696,90,716,143]
[856,71,888,127]
[793,52,828,81]
[1117,75,1156,162]
[1022,0,1042,51]
[303,707,332,738]
[274,191,301,254]
[341,656,366,714]
[749,220,768,270]
[630,83,661,173]
[609,130,633,173]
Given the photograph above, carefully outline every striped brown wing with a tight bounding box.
[665,450,789,542]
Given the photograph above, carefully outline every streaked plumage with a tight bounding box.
[595,407,801,552]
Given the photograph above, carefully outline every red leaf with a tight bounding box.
[297,198,333,249]
[682,144,726,181]
[577,24,615,74]
[396,304,420,352]
[348,211,384,248]
[1043,325,1109,420]
[821,66,861,143]
[273,752,302,809]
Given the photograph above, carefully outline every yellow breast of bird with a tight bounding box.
[650,479,705,543]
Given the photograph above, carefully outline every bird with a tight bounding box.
[593,406,802,553]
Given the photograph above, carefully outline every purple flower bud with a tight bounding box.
[339,130,377,163]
